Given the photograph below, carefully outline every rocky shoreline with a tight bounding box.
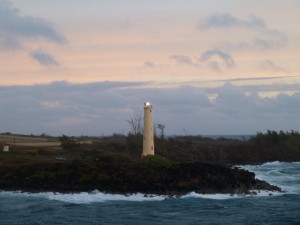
[0,160,281,196]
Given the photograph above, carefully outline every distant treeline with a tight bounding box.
[63,130,300,165]
[251,130,300,147]
[125,130,300,164]
[1,130,300,165]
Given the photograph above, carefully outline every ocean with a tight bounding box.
[0,162,299,225]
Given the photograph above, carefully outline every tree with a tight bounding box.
[127,113,143,135]
[157,124,166,140]
[59,135,78,150]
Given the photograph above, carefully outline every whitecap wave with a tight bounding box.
[240,161,300,194]
[180,190,283,200]
[48,191,166,204]
[0,190,166,204]
[0,191,53,199]
[261,161,282,166]
[181,192,241,200]
[0,190,283,203]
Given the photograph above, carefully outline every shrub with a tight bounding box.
[140,155,174,168]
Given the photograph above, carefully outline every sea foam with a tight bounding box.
[0,189,283,204]
[240,161,300,194]
[47,191,166,204]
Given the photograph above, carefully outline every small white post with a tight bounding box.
[3,146,9,152]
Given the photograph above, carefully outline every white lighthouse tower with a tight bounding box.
[143,102,154,156]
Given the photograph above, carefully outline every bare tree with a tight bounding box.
[157,124,166,140]
[127,113,143,135]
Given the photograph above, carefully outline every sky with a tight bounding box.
[0,0,300,136]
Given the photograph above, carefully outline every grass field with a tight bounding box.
[0,134,61,147]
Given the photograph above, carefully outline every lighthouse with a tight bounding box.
[143,102,154,156]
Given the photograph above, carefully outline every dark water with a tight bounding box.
[1,162,300,225]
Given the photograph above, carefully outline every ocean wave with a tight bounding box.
[240,161,300,194]
[261,161,282,166]
[181,190,284,200]
[0,189,284,204]
[181,192,243,200]
[0,190,166,204]
[47,189,284,202]
[260,161,300,166]
[47,191,166,204]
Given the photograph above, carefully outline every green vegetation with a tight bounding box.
[252,130,300,147]
[59,135,79,150]
[140,155,174,168]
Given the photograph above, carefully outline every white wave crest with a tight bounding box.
[47,191,166,204]
[240,161,300,194]
[261,161,282,166]
[180,190,283,200]
[0,190,166,204]
[181,192,241,200]
[0,190,284,203]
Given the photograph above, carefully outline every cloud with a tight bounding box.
[217,75,294,83]
[29,50,59,67]
[200,13,287,50]
[154,75,297,88]
[258,59,288,73]
[200,49,235,71]
[0,1,66,67]
[201,13,267,30]
[214,82,256,114]
[240,83,300,94]
[0,1,66,50]
[0,81,300,136]
[201,50,235,67]
[209,82,300,133]
[254,33,287,50]
[0,33,22,50]
[207,61,221,72]
[170,55,195,66]
[0,81,147,135]
[204,82,300,96]
[144,61,155,68]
